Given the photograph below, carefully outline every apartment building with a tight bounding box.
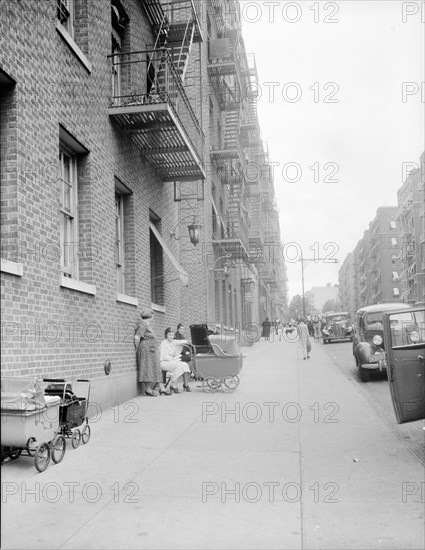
[0,0,285,409]
[368,207,402,304]
[340,208,402,316]
[395,151,425,306]
[338,253,355,319]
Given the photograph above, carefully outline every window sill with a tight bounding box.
[152,303,166,314]
[60,274,96,295]
[1,259,23,277]
[56,21,92,74]
[116,293,138,307]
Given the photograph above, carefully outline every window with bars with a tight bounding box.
[59,144,78,278]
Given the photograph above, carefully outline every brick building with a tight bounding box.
[0,0,285,409]
[338,253,355,320]
[395,151,425,306]
[339,207,403,317]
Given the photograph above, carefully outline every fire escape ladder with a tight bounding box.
[172,19,195,83]
[224,109,239,149]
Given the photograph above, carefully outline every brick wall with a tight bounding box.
[0,0,184,408]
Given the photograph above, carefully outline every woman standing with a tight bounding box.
[134,309,171,396]
[297,318,311,360]
[261,317,272,341]
[160,328,191,392]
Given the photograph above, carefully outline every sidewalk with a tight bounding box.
[1,338,424,549]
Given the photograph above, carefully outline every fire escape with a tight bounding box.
[108,0,205,182]
[207,3,256,261]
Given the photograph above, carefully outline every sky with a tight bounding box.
[240,0,424,301]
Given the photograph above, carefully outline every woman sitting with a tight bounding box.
[159,327,191,393]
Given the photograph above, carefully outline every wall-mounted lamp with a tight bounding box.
[170,215,202,246]
[210,254,232,278]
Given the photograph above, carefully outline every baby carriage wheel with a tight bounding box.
[51,435,66,464]
[34,442,50,473]
[71,429,81,449]
[26,437,37,457]
[81,424,91,444]
[202,377,220,392]
[222,377,238,392]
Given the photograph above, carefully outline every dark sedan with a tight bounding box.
[352,302,410,382]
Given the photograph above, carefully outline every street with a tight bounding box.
[320,339,424,467]
[1,337,424,550]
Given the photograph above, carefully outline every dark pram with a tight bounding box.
[189,324,245,392]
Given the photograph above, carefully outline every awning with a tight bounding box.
[149,222,189,286]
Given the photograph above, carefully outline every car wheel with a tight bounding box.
[323,339,327,345]
[359,367,370,382]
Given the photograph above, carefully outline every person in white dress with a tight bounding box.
[297,318,311,360]
[159,327,191,393]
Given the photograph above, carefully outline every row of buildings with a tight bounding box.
[339,152,425,320]
[0,0,287,409]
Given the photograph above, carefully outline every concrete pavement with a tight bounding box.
[1,337,424,549]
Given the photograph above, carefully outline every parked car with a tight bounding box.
[352,302,410,382]
[382,306,425,423]
[321,312,353,344]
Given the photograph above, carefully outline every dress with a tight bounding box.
[297,321,311,358]
[262,319,271,339]
[159,339,190,383]
[135,320,162,384]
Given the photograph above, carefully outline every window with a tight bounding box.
[222,279,227,326]
[391,237,397,247]
[59,144,78,278]
[228,283,233,327]
[219,198,225,238]
[57,0,75,38]
[150,216,164,306]
[392,271,399,281]
[391,255,398,264]
[215,280,220,324]
[212,206,217,236]
[115,193,125,293]
[111,35,122,104]
[390,220,397,230]
[393,287,400,297]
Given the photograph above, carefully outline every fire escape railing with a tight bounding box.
[108,48,204,171]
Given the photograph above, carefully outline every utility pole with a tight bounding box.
[299,255,339,318]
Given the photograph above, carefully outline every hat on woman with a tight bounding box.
[140,308,153,319]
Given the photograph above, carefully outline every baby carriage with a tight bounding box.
[42,379,91,449]
[1,376,65,472]
[189,324,245,392]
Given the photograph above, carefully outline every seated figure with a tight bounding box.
[159,327,191,393]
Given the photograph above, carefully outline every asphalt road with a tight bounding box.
[319,338,424,466]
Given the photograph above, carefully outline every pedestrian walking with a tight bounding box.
[297,318,311,360]
[313,315,321,341]
[261,317,272,341]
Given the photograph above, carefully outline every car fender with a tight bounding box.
[355,341,374,364]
